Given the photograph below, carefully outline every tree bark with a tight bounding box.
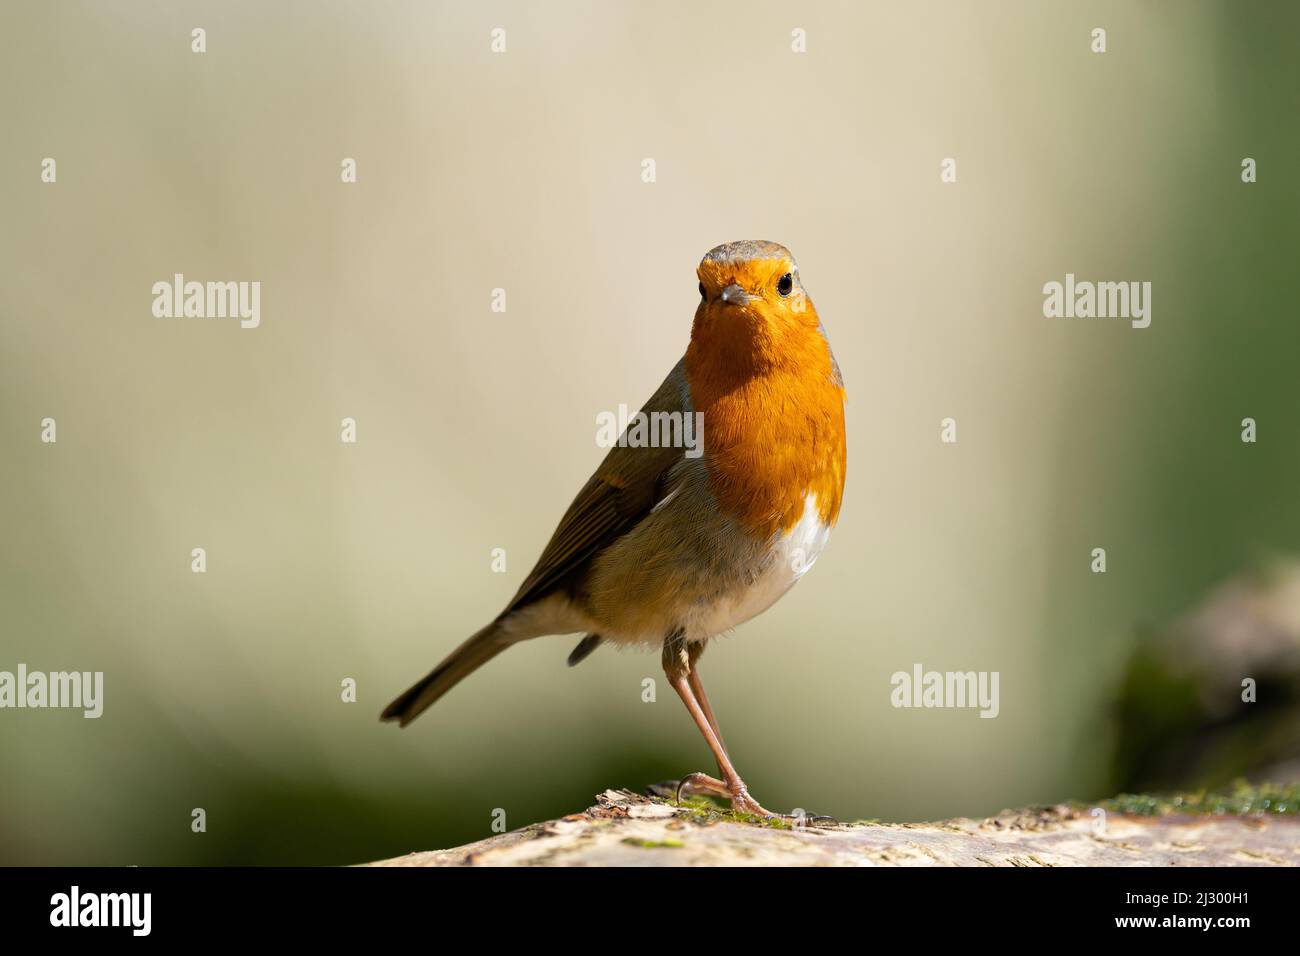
[365,789,1299,867]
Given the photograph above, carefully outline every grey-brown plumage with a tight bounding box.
[379,364,689,727]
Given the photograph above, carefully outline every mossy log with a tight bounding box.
[365,788,1300,867]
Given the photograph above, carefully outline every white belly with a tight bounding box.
[684,495,832,641]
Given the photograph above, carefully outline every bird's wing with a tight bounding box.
[504,358,692,615]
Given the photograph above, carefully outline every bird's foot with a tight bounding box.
[675,772,775,817]
[729,787,776,818]
[674,771,730,802]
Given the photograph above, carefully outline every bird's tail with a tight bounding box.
[380,621,510,728]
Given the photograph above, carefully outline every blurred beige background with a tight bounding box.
[1,1,1297,863]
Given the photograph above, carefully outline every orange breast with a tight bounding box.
[685,318,846,539]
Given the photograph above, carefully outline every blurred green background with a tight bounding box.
[1,1,1298,865]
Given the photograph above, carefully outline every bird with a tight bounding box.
[381,240,846,816]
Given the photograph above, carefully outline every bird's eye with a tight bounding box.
[699,282,706,299]
[777,273,794,297]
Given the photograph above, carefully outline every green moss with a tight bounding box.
[652,795,798,829]
[622,837,685,849]
[1091,780,1300,818]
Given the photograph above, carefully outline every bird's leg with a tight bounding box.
[672,648,731,803]
[662,634,773,817]
[686,641,727,758]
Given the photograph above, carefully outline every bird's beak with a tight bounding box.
[720,283,752,306]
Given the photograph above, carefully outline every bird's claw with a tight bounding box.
[675,771,731,803]
[674,773,777,817]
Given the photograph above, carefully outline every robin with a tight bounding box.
[382,240,846,816]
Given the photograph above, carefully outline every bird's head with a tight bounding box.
[690,240,822,376]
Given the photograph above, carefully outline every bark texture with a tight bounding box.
[365,789,1300,867]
